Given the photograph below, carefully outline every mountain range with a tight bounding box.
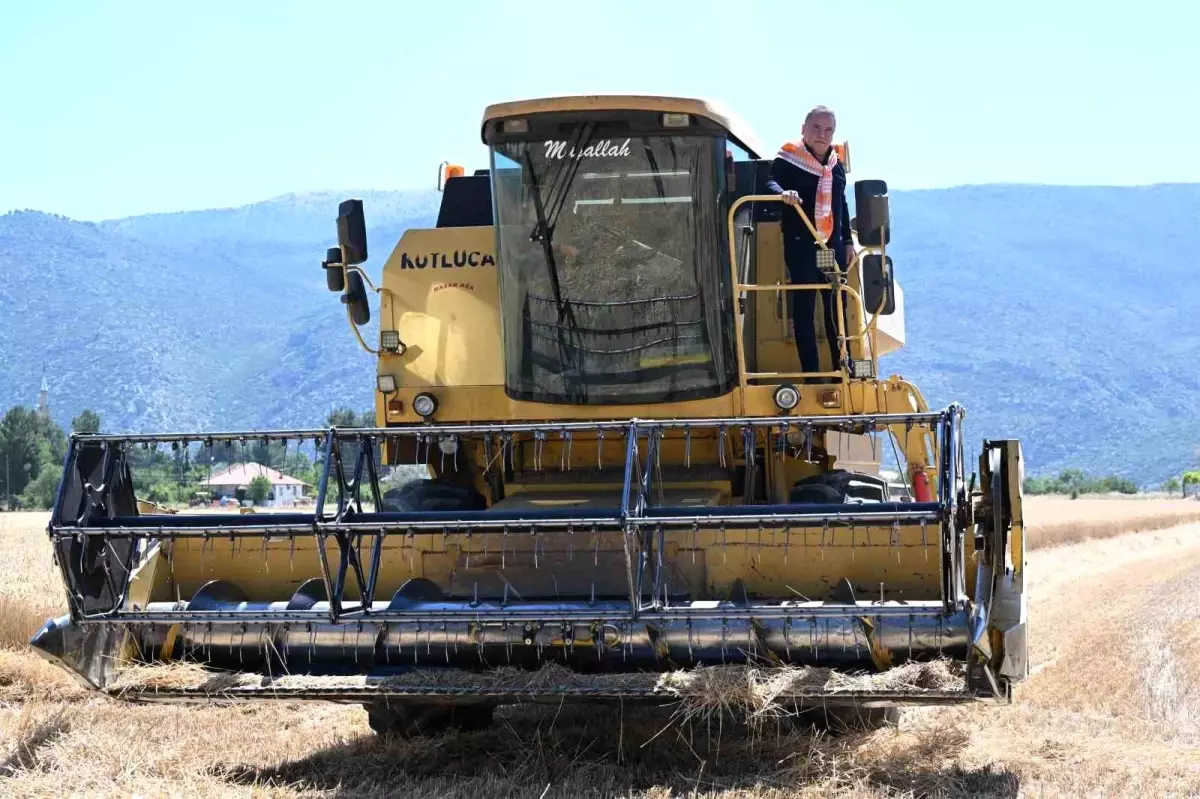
[3,183,1197,485]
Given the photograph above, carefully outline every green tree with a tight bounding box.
[326,407,375,428]
[146,483,176,505]
[1164,477,1181,496]
[71,409,102,435]
[1023,469,1141,497]
[20,467,60,510]
[248,475,272,505]
[1,406,45,499]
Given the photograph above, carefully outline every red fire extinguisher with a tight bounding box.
[911,469,932,502]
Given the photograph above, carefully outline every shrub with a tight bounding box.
[1024,469,1140,496]
[248,475,272,505]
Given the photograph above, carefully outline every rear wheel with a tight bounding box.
[365,701,495,737]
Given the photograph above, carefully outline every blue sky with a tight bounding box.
[2,0,1195,220]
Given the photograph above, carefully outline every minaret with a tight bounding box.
[37,371,49,417]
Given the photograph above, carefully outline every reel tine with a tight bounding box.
[534,430,546,471]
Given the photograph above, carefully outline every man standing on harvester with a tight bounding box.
[766,105,854,379]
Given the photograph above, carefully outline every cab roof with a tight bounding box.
[481,95,764,159]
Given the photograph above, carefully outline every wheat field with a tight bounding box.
[2,498,1200,797]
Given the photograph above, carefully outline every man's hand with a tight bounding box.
[781,190,801,208]
[844,244,856,266]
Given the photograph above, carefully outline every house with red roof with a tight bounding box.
[202,463,310,507]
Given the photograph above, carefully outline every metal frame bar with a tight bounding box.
[71,599,958,626]
[49,408,963,626]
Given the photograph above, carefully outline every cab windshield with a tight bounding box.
[491,121,737,405]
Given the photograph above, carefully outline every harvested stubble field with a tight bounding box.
[3,497,1200,797]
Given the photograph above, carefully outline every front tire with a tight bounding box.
[381,480,486,512]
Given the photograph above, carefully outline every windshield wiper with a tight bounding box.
[522,123,595,399]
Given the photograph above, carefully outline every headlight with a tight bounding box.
[412,392,438,418]
[379,330,404,354]
[773,384,800,411]
[376,374,397,394]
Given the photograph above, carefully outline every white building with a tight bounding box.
[202,463,310,507]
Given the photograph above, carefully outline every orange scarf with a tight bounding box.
[777,139,838,242]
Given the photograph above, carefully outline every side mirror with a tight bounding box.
[322,246,345,292]
[861,254,895,315]
[341,270,371,326]
[854,180,890,247]
[336,199,368,265]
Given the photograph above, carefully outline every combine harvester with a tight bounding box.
[34,96,1027,734]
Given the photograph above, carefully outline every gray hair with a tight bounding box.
[804,105,837,126]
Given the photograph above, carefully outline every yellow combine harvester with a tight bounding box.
[34,95,1027,734]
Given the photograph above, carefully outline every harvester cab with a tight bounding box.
[35,96,1027,733]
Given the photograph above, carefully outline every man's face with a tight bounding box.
[802,113,836,154]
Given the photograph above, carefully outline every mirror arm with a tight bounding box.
[346,265,381,293]
[344,305,379,355]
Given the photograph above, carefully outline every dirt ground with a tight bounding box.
[2,499,1200,797]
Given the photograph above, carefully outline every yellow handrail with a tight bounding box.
[726,194,877,389]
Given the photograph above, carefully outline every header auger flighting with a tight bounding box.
[34,95,1027,734]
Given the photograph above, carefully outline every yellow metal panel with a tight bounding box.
[381,378,911,427]
[1005,442,1025,576]
[751,221,797,375]
[156,522,942,605]
[696,526,941,600]
[380,226,503,389]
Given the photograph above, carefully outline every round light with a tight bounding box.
[773,384,800,411]
[412,392,438,418]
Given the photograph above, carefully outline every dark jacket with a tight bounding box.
[765,146,853,273]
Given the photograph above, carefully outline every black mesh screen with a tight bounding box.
[493,129,737,405]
